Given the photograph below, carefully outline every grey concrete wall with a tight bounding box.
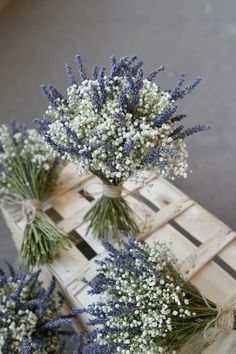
[0,0,236,263]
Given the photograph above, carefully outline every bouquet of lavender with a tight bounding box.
[0,262,73,353]
[36,54,209,240]
[0,122,70,267]
[71,238,236,354]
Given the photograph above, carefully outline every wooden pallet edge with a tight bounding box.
[138,198,194,241]
[181,230,236,280]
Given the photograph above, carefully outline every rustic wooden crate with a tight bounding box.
[2,163,236,330]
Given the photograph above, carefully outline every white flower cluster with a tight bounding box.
[0,275,60,353]
[0,124,57,198]
[96,242,195,354]
[45,76,188,184]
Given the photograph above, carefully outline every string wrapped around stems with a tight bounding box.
[84,181,141,240]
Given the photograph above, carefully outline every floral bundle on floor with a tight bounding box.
[36,54,209,240]
[71,238,236,354]
[0,262,73,353]
[0,123,70,266]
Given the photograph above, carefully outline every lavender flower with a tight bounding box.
[177,123,210,139]
[0,262,74,353]
[65,62,78,86]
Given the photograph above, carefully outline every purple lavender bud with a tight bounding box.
[65,62,77,86]
[132,60,143,76]
[48,84,65,102]
[186,76,202,94]
[171,114,186,123]
[123,140,134,155]
[123,67,139,104]
[44,318,72,329]
[118,85,129,110]
[91,65,98,80]
[21,337,30,354]
[170,125,184,137]
[177,123,210,139]
[127,54,138,66]
[91,85,101,111]
[75,54,87,82]
[113,112,126,128]
[60,119,82,145]
[45,276,56,298]
[98,66,106,105]
[153,105,177,126]
[41,84,55,106]
[34,118,51,135]
[146,65,166,81]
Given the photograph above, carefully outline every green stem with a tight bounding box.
[84,193,140,240]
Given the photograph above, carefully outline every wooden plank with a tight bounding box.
[146,223,196,262]
[140,177,185,208]
[76,222,106,255]
[191,262,236,305]
[175,204,230,244]
[47,165,91,203]
[57,203,95,233]
[138,198,194,241]
[48,244,89,286]
[218,239,236,273]
[51,189,90,219]
[181,230,236,280]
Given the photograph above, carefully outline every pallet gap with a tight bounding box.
[69,230,97,260]
[133,193,159,213]
[45,207,63,223]
[169,220,201,247]
[78,189,95,202]
[169,220,236,280]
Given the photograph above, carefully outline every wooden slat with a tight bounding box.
[218,239,236,273]
[191,262,236,305]
[48,165,92,204]
[57,203,95,233]
[138,198,194,241]
[48,244,89,286]
[181,230,236,280]
[146,223,196,262]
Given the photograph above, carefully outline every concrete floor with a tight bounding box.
[0,0,236,264]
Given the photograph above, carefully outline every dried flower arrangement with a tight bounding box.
[0,123,70,266]
[36,54,208,240]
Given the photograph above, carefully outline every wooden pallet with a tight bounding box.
[2,164,236,330]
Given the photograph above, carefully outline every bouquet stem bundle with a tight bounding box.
[20,210,70,266]
[84,183,139,239]
[0,123,70,267]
